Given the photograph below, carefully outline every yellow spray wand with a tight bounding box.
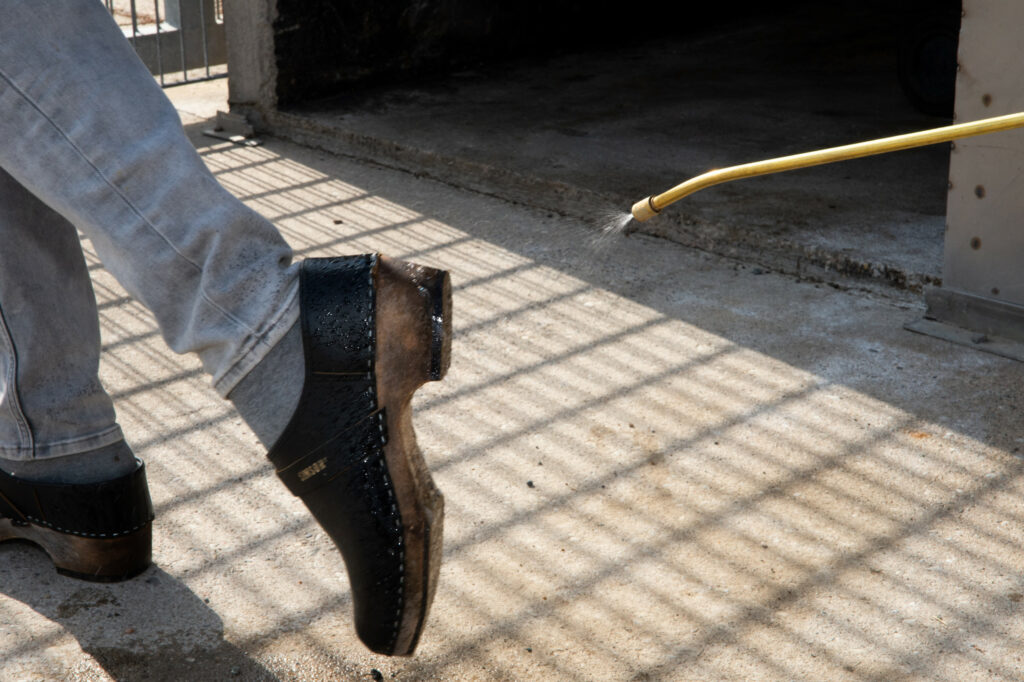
[630,112,1024,222]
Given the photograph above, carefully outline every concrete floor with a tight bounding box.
[1,77,1023,681]
[271,3,952,294]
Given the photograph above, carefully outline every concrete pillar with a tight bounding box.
[910,0,1024,360]
[222,0,278,125]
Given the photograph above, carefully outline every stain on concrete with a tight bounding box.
[56,588,119,619]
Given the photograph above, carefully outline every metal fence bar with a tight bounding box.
[129,0,139,48]
[178,1,188,81]
[199,0,210,79]
[153,0,164,86]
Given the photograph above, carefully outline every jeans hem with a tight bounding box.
[0,424,124,461]
[214,282,300,398]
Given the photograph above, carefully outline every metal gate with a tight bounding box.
[104,0,227,87]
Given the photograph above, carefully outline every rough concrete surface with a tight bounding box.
[271,3,951,294]
[1,80,1023,681]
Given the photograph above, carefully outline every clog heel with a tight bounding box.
[0,451,154,583]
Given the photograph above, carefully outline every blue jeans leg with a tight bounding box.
[0,168,122,460]
[0,1,300,461]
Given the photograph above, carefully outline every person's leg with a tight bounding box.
[0,1,450,654]
[0,168,155,580]
[0,0,301,420]
[0,167,134,482]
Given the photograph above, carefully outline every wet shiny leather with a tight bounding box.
[0,458,154,538]
[268,255,406,655]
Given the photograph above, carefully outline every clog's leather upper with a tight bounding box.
[268,255,406,655]
[0,446,153,538]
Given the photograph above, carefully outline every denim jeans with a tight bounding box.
[0,0,299,460]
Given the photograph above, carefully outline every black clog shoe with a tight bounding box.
[268,254,451,656]
[0,442,154,582]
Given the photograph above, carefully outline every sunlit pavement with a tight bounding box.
[1,82,1022,681]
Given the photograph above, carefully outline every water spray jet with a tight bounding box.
[631,112,1024,222]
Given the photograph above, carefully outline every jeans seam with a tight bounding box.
[0,303,33,452]
[0,68,258,337]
